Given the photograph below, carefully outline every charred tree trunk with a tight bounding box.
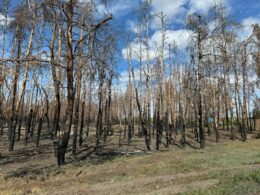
[8,26,22,151]
[25,108,33,146]
[57,1,75,165]
[72,16,84,155]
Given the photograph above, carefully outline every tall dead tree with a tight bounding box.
[57,0,76,165]
[187,14,209,149]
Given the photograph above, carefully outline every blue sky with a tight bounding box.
[107,0,260,28]
[102,0,259,98]
[1,0,259,96]
[3,0,259,65]
[100,0,259,73]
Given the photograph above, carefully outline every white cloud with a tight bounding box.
[120,70,130,83]
[111,1,133,15]
[122,28,193,61]
[188,0,227,14]
[150,0,188,22]
[151,29,193,50]
[107,0,138,17]
[119,67,146,92]
[238,17,260,40]
[0,13,13,26]
[82,0,133,18]
[119,67,145,83]
[95,4,107,15]
[143,0,229,24]
[79,0,138,16]
[126,20,143,33]
[122,39,157,61]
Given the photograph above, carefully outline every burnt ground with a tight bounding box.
[0,124,259,194]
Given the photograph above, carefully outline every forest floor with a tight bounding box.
[0,125,260,195]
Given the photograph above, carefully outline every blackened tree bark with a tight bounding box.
[57,0,75,165]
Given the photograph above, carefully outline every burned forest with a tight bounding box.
[0,0,260,194]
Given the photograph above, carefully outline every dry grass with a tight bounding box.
[0,126,260,194]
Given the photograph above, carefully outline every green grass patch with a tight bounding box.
[183,169,260,195]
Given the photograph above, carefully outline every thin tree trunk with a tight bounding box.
[57,1,75,165]
[72,16,84,156]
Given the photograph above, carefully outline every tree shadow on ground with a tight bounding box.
[185,141,200,149]
[4,164,56,181]
[0,143,53,166]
